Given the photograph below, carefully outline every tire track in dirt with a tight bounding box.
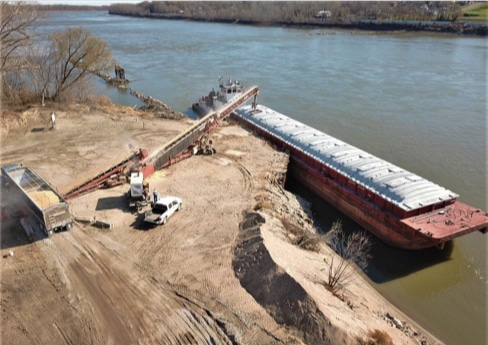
[70,258,133,344]
[184,156,289,344]
[1,233,97,345]
[62,229,211,344]
[55,224,237,344]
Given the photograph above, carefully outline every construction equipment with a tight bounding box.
[128,171,151,211]
[62,148,149,200]
[61,86,259,200]
[139,85,259,177]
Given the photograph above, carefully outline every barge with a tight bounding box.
[233,104,488,250]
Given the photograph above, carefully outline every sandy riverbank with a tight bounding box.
[0,102,444,344]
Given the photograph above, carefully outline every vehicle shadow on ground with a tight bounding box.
[0,218,34,251]
[96,195,129,212]
[129,212,155,231]
[0,214,61,251]
[94,194,155,230]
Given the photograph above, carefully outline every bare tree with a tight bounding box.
[1,64,32,105]
[1,1,39,105]
[23,44,54,105]
[324,221,371,294]
[47,27,113,101]
[3,23,113,106]
[0,1,37,70]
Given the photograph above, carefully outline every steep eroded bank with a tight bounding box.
[233,212,351,345]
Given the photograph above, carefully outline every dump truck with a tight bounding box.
[1,164,73,237]
[128,171,151,211]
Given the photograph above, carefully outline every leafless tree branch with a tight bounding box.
[324,221,371,294]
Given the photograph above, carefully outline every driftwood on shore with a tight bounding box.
[93,70,130,87]
[93,68,184,120]
[129,88,184,120]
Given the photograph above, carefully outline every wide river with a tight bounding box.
[38,11,486,345]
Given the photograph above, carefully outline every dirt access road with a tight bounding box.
[0,103,441,345]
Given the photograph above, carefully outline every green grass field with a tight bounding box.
[462,2,488,23]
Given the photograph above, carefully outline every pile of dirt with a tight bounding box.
[233,212,348,345]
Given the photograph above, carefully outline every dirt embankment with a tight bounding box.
[234,212,349,345]
[0,103,442,345]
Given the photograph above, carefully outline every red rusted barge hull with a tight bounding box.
[233,105,488,250]
[289,157,487,250]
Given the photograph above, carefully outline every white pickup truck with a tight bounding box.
[144,196,182,225]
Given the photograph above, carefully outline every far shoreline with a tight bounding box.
[106,11,488,36]
[35,5,488,36]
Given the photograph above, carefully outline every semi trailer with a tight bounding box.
[1,164,73,237]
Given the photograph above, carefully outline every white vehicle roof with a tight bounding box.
[156,196,181,205]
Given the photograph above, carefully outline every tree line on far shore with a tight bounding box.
[108,1,465,24]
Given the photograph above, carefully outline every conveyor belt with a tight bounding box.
[62,149,147,200]
[143,85,259,172]
[62,86,259,200]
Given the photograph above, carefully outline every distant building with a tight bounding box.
[315,10,332,19]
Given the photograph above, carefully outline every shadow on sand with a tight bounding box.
[0,213,73,251]
[96,195,129,211]
[129,212,155,231]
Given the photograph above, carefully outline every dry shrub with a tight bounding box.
[85,94,121,114]
[253,200,273,211]
[281,217,322,252]
[297,232,322,252]
[253,193,274,211]
[356,329,394,345]
[55,74,96,104]
[93,95,112,107]
[324,221,371,294]
[281,217,301,236]
[90,95,115,112]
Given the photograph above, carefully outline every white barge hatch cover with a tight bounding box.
[234,104,458,212]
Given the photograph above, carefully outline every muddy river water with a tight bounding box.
[38,11,486,345]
